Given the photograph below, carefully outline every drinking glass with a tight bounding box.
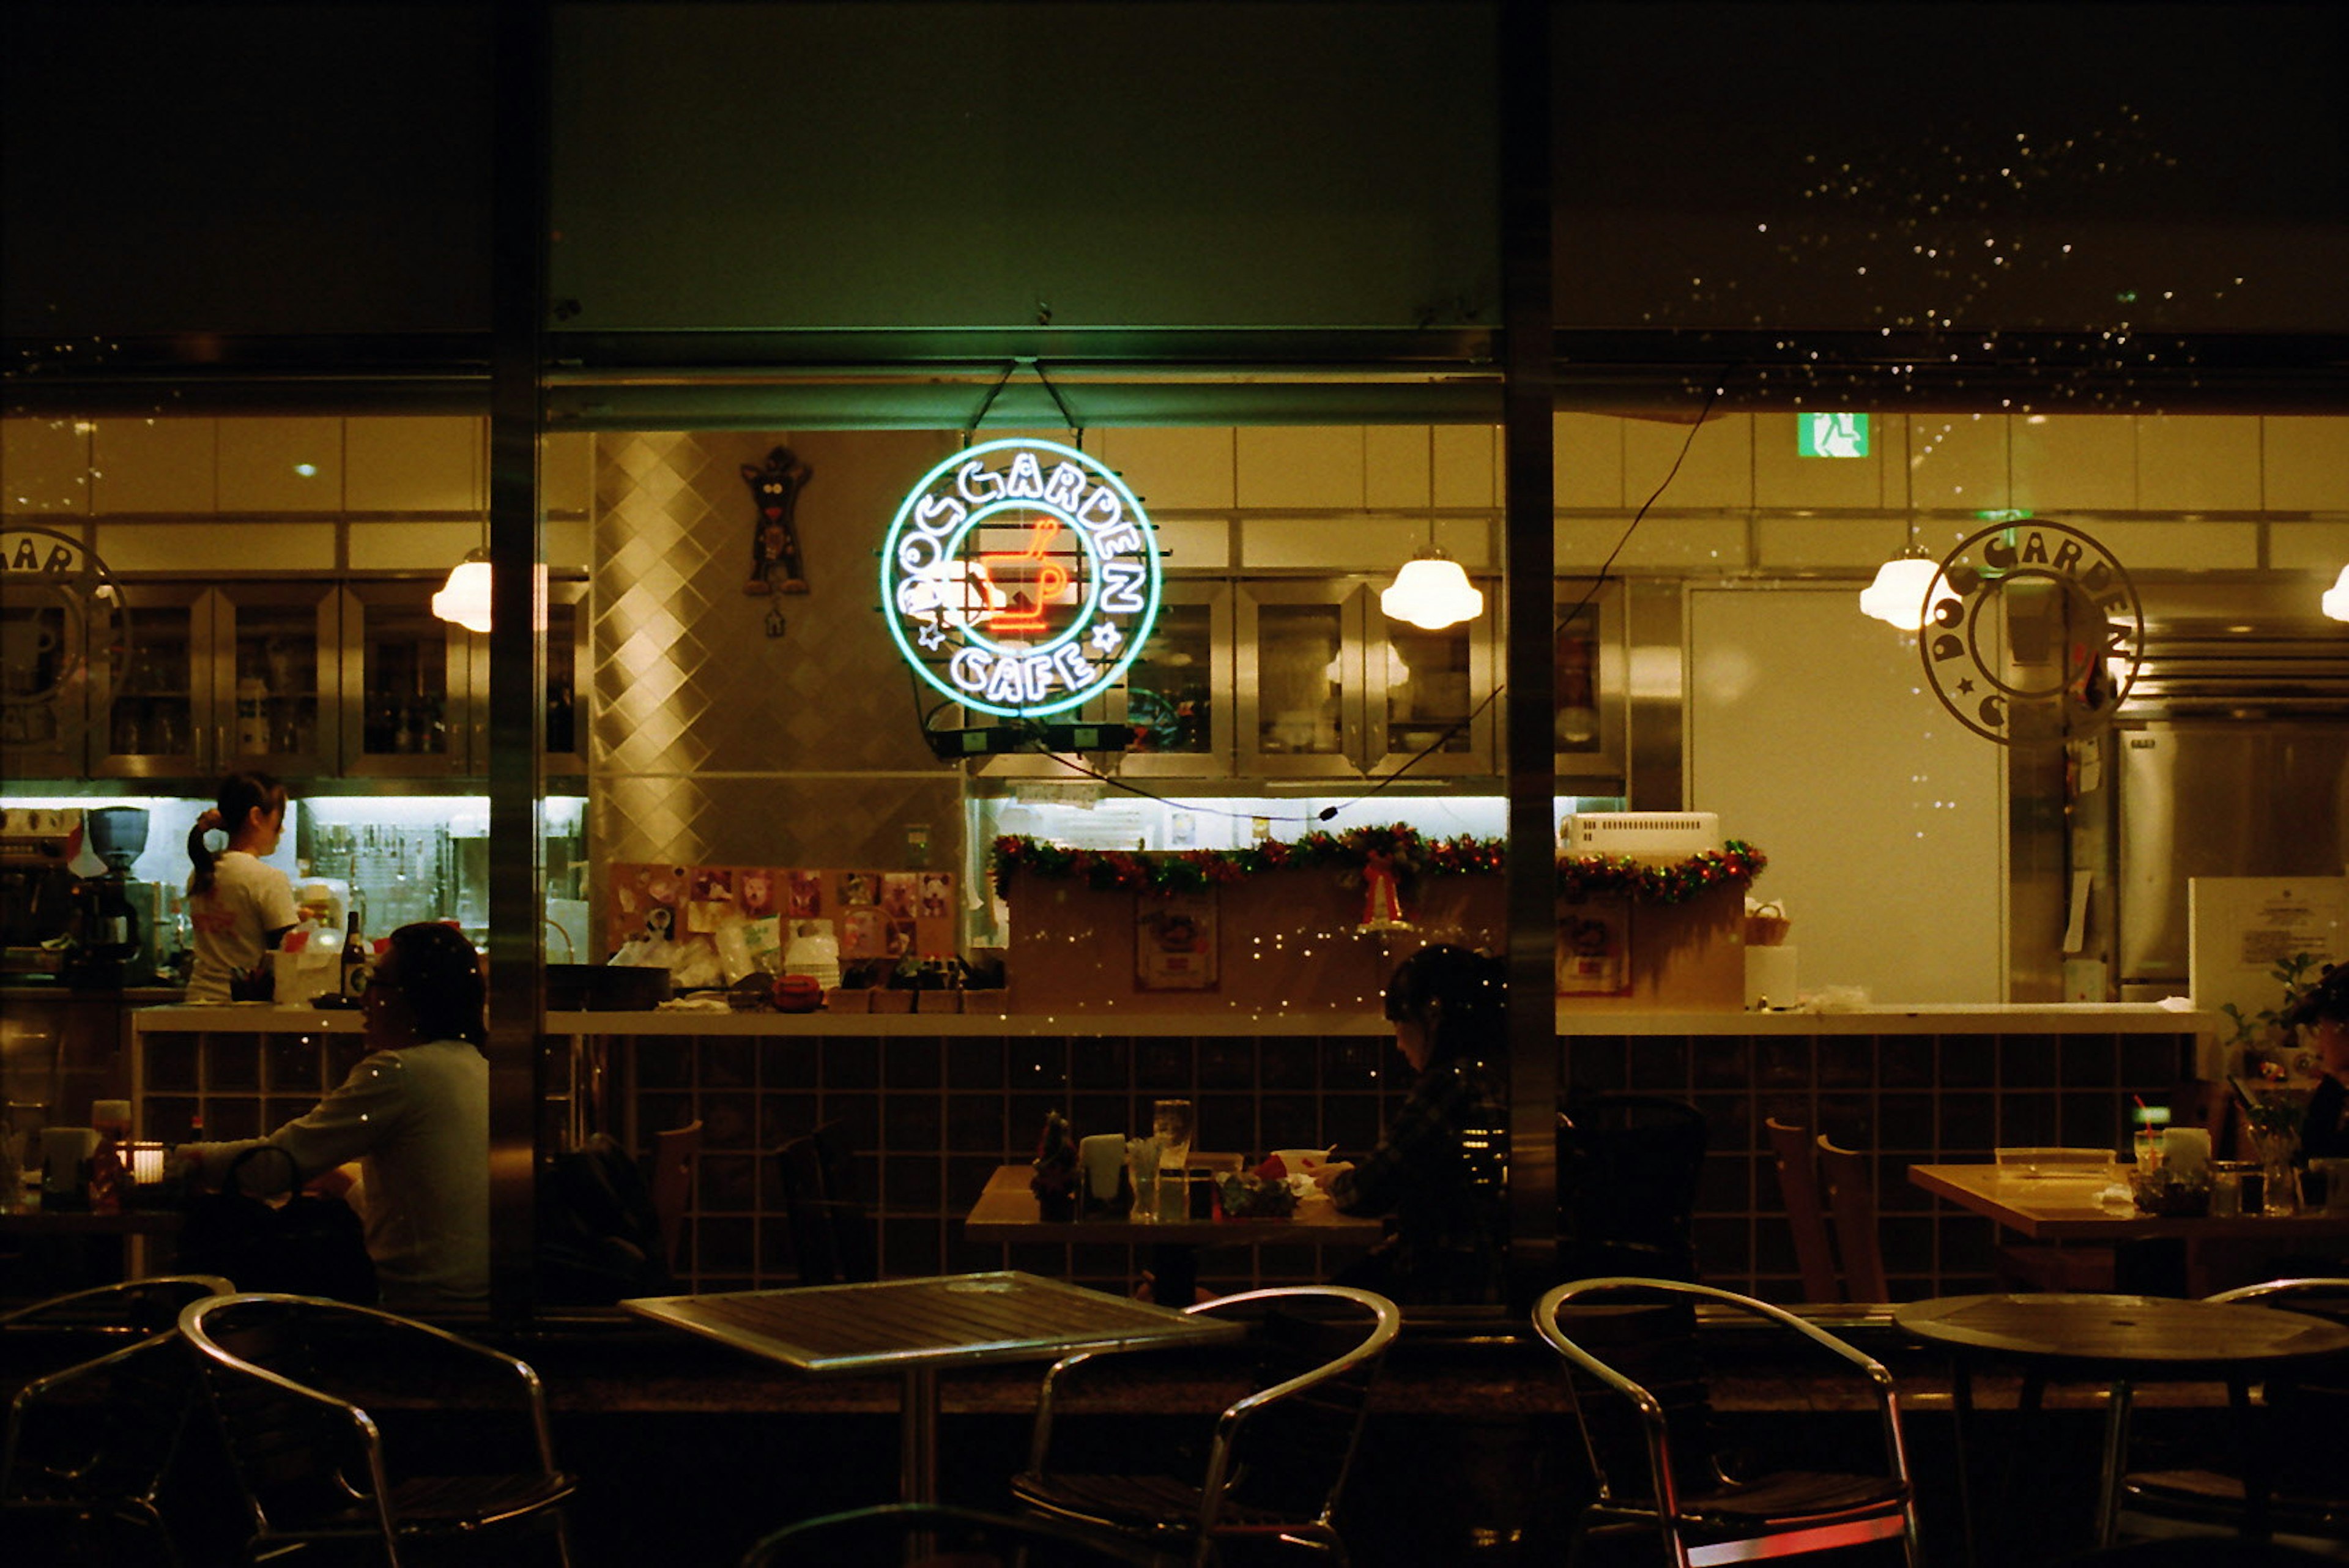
[1152,1099,1193,1221]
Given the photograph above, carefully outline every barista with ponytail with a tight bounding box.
[185,771,297,1001]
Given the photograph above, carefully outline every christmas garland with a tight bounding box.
[991,830,1767,906]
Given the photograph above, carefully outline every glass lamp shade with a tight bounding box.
[2325,564,2349,623]
[1857,554,1940,630]
[431,550,494,633]
[1379,555,1484,630]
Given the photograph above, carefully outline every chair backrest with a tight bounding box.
[0,1275,235,1332]
[1765,1118,1842,1304]
[2203,1279,2349,1489]
[647,1119,702,1273]
[1182,1285,1400,1531]
[741,1502,1153,1566]
[1534,1277,1903,1523]
[2209,1277,2349,1317]
[2,1329,203,1518]
[779,1122,875,1286]
[1814,1136,1891,1302]
[1558,1094,1709,1279]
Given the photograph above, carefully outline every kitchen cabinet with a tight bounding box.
[2,574,587,784]
[340,581,473,777]
[1097,582,1231,779]
[1237,578,1495,778]
[1553,579,1627,787]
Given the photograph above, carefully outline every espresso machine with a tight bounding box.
[0,808,80,979]
[67,807,152,988]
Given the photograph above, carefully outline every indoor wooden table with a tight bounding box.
[1909,1162,2349,1295]
[962,1162,1387,1304]
[1896,1291,2349,1561]
[620,1270,1240,1504]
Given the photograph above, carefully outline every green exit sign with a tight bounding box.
[1798,413,1869,458]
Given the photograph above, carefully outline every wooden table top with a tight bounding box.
[1895,1293,2349,1370]
[1909,1163,2349,1242]
[620,1271,1239,1375]
[963,1164,1388,1247]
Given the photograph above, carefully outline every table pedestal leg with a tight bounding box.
[1149,1243,1198,1307]
[1949,1358,1979,1568]
[901,1365,938,1504]
[2096,1378,2134,1547]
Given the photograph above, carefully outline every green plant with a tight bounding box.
[2221,951,2326,1076]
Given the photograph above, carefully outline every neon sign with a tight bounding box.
[880,439,1161,718]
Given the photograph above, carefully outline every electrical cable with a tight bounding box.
[959,379,1728,830]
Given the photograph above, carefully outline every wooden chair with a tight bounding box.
[1012,1285,1401,1567]
[1764,1118,1842,1304]
[1559,1093,1710,1283]
[179,1292,576,1566]
[646,1118,702,1276]
[1814,1135,1891,1302]
[1535,1277,1924,1567]
[778,1121,877,1286]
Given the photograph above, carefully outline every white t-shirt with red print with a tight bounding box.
[186,850,297,1001]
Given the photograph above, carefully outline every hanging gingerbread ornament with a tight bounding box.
[741,445,813,597]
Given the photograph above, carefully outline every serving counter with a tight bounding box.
[119,999,2217,1304]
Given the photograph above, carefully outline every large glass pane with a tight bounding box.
[1554,601,1602,756]
[1255,603,1344,756]
[229,597,321,760]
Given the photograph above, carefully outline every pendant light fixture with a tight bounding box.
[431,547,494,633]
[2325,565,2349,622]
[1380,431,1485,631]
[1859,423,1934,630]
[432,423,494,633]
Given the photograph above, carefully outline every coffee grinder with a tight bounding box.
[66,806,149,988]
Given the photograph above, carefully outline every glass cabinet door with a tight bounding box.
[1114,584,1231,778]
[0,571,93,779]
[1238,582,1365,776]
[340,582,474,776]
[92,584,206,779]
[1553,579,1627,786]
[1366,594,1494,775]
[211,582,340,776]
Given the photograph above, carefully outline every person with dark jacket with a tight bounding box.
[1316,945,1508,1305]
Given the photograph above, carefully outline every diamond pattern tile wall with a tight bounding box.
[591,431,972,904]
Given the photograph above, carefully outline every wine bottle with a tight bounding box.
[341,912,369,999]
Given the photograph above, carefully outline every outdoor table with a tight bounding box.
[1895,1291,2349,1561]
[1908,1162,2349,1295]
[962,1163,1387,1305]
[620,1271,1240,1504]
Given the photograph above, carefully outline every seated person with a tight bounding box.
[1316,944,1509,1306]
[180,922,489,1312]
[2294,964,2349,1160]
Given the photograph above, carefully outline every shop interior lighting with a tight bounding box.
[432,425,494,633]
[1861,439,1935,630]
[1380,432,1483,631]
[432,548,494,634]
[2325,564,2349,623]
[1380,551,1484,630]
[1858,548,1939,630]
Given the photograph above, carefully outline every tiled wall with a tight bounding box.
[617,1027,2202,1304]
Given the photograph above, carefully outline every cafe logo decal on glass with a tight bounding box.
[881,438,1161,719]
[1,526,127,726]
[1921,518,2143,745]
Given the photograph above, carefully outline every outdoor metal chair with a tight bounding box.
[741,1502,1154,1566]
[1012,1284,1401,1567]
[647,1117,702,1274]
[1535,1277,1924,1568]
[2,1328,209,1566]
[179,1291,575,1566]
[2111,1278,2349,1548]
